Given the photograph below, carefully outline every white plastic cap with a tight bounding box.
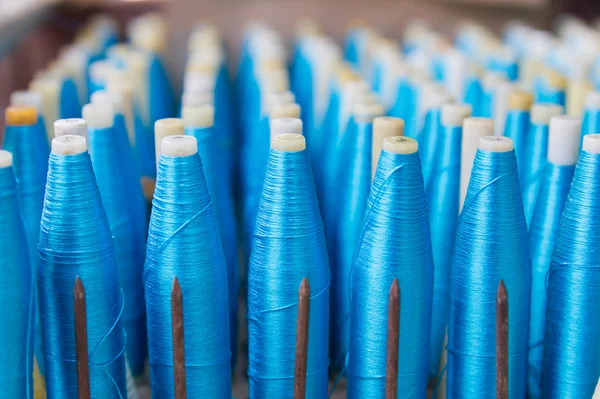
[583,134,600,154]
[54,118,88,140]
[155,118,185,164]
[272,133,306,152]
[52,135,87,155]
[269,103,301,119]
[91,90,123,114]
[181,90,215,107]
[464,117,494,137]
[0,150,13,168]
[585,91,600,109]
[270,117,303,137]
[531,103,564,124]
[161,135,198,157]
[353,101,384,122]
[442,103,473,126]
[383,136,418,154]
[182,105,215,128]
[89,60,117,83]
[548,115,581,165]
[183,73,216,92]
[479,136,514,152]
[82,103,115,129]
[10,90,43,111]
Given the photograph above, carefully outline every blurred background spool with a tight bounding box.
[348,136,433,398]
[527,115,580,398]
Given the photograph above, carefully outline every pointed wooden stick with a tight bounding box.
[386,278,400,399]
[496,280,508,399]
[74,277,90,399]
[294,278,310,399]
[172,277,186,399]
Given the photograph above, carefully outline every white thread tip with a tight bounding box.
[583,134,600,154]
[161,135,198,157]
[442,104,473,126]
[10,90,43,111]
[270,118,303,137]
[479,136,513,152]
[54,119,87,138]
[82,103,115,129]
[52,135,87,155]
[548,115,581,165]
[531,103,564,125]
[383,136,418,154]
[272,133,306,152]
[0,150,13,168]
[182,105,215,128]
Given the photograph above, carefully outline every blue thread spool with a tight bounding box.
[10,91,50,155]
[89,60,115,97]
[0,150,35,398]
[503,89,533,180]
[79,103,148,378]
[533,67,566,107]
[427,104,472,377]
[348,135,433,398]
[527,116,580,398]
[459,118,493,212]
[521,103,564,226]
[463,68,484,117]
[38,133,127,397]
[59,43,95,103]
[332,101,383,370]
[31,76,80,140]
[247,133,329,398]
[581,91,600,148]
[448,134,530,398]
[183,104,239,371]
[145,133,232,397]
[479,72,512,136]
[434,48,471,108]
[3,106,49,376]
[485,46,519,81]
[542,133,600,398]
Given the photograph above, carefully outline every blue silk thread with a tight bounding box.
[521,121,550,226]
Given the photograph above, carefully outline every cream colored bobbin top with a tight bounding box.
[583,134,600,154]
[585,91,600,109]
[548,115,581,165]
[383,136,418,154]
[441,103,473,127]
[0,150,13,168]
[182,105,215,128]
[155,118,185,164]
[508,90,534,110]
[531,103,564,125]
[479,136,514,152]
[460,117,494,212]
[161,135,198,157]
[353,102,384,123]
[272,133,306,152]
[5,106,37,126]
[89,60,116,83]
[372,117,405,179]
[52,135,87,155]
[182,90,215,107]
[464,117,494,137]
[270,118,303,137]
[10,91,43,112]
[270,103,301,119]
[91,90,123,114]
[82,103,115,129]
[267,91,295,107]
[53,119,88,144]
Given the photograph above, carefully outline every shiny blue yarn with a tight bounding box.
[144,152,232,398]
[533,77,566,107]
[542,150,600,398]
[527,163,575,399]
[38,151,127,398]
[463,76,483,117]
[420,108,443,187]
[87,125,147,377]
[331,117,373,370]
[448,148,531,398]
[3,122,49,376]
[503,109,530,180]
[348,149,433,398]
[61,78,82,119]
[0,164,34,398]
[426,125,462,377]
[389,78,417,138]
[247,148,330,398]
[581,108,600,148]
[521,122,550,226]
[185,125,239,370]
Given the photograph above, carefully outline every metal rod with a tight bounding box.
[496,279,508,399]
[172,277,186,399]
[385,278,400,399]
[293,278,310,399]
[73,276,90,399]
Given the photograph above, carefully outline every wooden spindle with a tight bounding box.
[385,278,400,399]
[293,278,310,399]
[496,279,508,399]
[73,276,90,399]
[172,277,186,399]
